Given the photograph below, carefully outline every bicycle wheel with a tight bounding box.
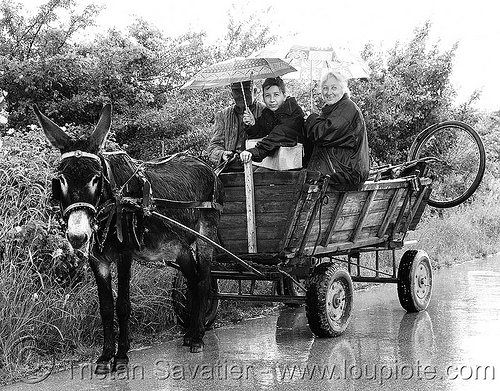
[408,121,485,208]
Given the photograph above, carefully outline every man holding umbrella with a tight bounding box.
[204,80,265,171]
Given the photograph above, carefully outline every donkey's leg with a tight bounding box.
[188,243,212,353]
[187,218,217,353]
[115,253,132,369]
[89,256,115,374]
[177,248,198,348]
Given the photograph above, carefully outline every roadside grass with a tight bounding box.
[405,196,500,268]
[1,129,500,385]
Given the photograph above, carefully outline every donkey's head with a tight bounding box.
[34,104,112,256]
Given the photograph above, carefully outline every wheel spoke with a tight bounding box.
[410,122,485,208]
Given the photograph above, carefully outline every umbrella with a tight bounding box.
[250,44,370,110]
[180,57,297,90]
[250,44,370,80]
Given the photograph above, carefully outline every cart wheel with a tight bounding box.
[306,263,353,337]
[397,250,433,312]
[408,121,485,208]
[171,270,219,329]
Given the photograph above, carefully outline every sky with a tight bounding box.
[20,0,500,111]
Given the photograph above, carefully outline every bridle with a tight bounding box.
[54,150,224,253]
[57,150,104,220]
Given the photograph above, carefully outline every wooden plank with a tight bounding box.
[329,177,431,192]
[332,226,380,242]
[287,209,390,246]
[402,187,428,233]
[284,227,379,254]
[244,162,257,253]
[224,186,299,201]
[287,196,393,235]
[223,200,295,214]
[220,212,290,227]
[219,238,285,254]
[408,186,432,230]
[393,189,413,234]
[321,193,392,216]
[377,187,405,237]
[279,169,309,251]
[320,192,348,246]
[302,236,389,255]
[350,190,377,242]
[220,170,303,187]
[297,183,325,255]
[219,225,284,240]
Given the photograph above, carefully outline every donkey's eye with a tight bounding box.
[90,175,100,188]
[59,175,67,187]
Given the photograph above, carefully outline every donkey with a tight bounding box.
[34,104,223,373]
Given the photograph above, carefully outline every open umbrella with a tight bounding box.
[250,44,370,80]
[181,57,297,90]
[250,44,370,110]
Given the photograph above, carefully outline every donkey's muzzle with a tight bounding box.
[65,208,94,255]
[67,231,90,250]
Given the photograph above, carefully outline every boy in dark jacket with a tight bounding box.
[240,77,305,163]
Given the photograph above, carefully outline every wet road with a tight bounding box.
[5,255,500,390]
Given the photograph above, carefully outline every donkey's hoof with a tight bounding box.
[183,336,192,347]
[113,358,129,373]
[94,361,112,375]
[190,342,204,353]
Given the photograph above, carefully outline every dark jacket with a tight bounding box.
[245,97,305,162]
[305,94,369,184]
[204,101,266,166]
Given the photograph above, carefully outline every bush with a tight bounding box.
[0,129,180,384]
[407,196,500,267]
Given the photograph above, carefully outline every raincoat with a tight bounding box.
[305,94,369,184]
[244,97,305,162]
[204,101,265,169]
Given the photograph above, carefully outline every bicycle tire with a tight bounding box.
[408,121,485,208]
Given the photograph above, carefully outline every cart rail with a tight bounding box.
[217,169,432,262]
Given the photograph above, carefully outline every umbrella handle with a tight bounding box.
[240,81,248,110]
[240,71,254,111]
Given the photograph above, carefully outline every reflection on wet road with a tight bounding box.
[4,255,500,390]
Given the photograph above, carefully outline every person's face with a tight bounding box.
[321,76,344,105]
[263,85,285,111]
[231,85,254,111]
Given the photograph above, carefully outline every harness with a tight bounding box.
[55,150,224,252]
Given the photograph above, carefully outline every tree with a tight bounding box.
[212,5,277,60]
[0,0,103,125]
[0,0,101,60]
[349,22,459,164]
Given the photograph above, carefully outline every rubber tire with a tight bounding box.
[408,121,486,208]
[171,270,219,329]
[306,262,353,337]
[397,250,433,312]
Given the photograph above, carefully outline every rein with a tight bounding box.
[57,150,223,251]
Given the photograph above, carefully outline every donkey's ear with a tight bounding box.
[33,105,71,150]
[89,104,112,151]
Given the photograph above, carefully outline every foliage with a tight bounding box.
[407,193,500,267]
[0,129,176,384]
[213,5,277,60]
[0,0,101,60]
[349,22,459,164]
[1,3,500,383]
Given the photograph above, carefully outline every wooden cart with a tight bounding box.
[172,121,486,337]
